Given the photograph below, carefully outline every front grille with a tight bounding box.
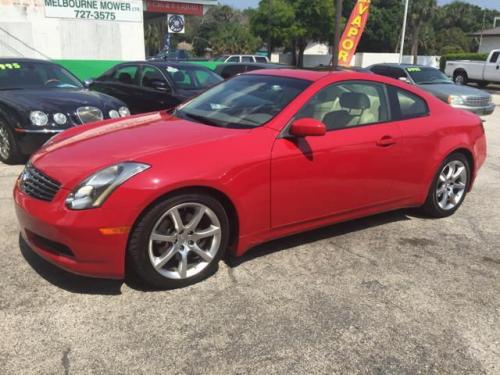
[20,165,61,202]
[76,106,103,124]
[464,96,490,107]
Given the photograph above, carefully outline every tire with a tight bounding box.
[0,120,23,165]
[127,193,230,289]
[477,81,489,88]
[421,153,470,218]
[453,70,468,85]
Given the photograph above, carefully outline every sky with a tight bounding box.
[219,0,500,11]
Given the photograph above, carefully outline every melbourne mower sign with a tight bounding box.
[44,0,143,22]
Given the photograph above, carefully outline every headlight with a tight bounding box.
[448,95,465,105]
[53,113,67,125]
[118,106,130,117]
[65,162,150,210]
[109,109,120,119]
[30,111,49,126]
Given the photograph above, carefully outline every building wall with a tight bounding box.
[478,36,500,54]
[0,0,145,60]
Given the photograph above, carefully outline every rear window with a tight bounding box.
[255,56,268,63]
[165,65,222,90]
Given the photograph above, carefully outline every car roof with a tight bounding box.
[370,63,435,69]
[117,61,212,69]
[243,68,379,82]
[218,62,287,68]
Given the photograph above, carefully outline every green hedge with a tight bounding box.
[439,53,488,71]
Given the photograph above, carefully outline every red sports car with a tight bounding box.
[14,69,487,288]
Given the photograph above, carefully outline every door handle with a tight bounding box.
[376,135,396,147]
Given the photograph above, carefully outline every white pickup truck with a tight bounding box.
[445,49,500,87]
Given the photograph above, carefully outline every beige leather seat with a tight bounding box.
[323,92,372,130]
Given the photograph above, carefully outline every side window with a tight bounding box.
[112,65,138,85]
[140,66,167,89]
[489,51,500,63]
[255,56,267,63]
[295,81,390,131]
[392,88,429,119]
[227,56,239,62]
[242,56,254,63]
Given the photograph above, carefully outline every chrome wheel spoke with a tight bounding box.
[185,206,205,231]
[153,245,178,269]
[191,226,221,241]
[436,160,468,210]
[452,166,465,181]
[454,181,466,190]
[178,252,188,279]
[169,208,184,232]
[151,232,177,243]
[190,244,213,262]
[439,190,449,207]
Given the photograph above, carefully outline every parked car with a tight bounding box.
[445,49,500,86]
[215,55,269,63]
[215,62,290,79]
[0,58,129,164]
[89,62,223,114]
[15,69,486,288]
[148,49,190,62]
[368,63,495,116]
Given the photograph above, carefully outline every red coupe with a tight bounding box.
[14,69,487,288]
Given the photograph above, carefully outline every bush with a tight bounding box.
[440,53,489,71]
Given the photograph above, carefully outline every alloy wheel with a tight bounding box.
[436,160,467,210]
[148,202,222,280]
[0,125,11,160]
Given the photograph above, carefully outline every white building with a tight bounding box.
[471,27,500,54]
[0,0,215,60]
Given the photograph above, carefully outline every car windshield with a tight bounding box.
[165,65,223,90]
[0,61,83,90]
[174,74,310,128]
[406,67,452,85]
[215,56,229,61]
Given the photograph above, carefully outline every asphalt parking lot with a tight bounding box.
[1,103,499,375]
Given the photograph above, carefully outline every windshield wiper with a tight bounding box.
[175,110,224,127]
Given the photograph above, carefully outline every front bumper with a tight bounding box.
[452,103,495,116]
[14,184,129,279]
[14,129,63,156]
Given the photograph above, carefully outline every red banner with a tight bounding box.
[145,1,204,16]
[338,0,371,66]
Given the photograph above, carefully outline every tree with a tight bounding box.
[250,0,296,58]
[407,0,437,63]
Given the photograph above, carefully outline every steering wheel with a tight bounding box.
[45,78,61,87]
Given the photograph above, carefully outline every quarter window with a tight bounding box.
[295,81,390,131]
[489,51,500,63]
[227,56,239,62]
[394,89,428,119]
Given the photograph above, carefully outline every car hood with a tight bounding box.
[0,88,123,113]
[32,112,247,187]
[417,83,490,99]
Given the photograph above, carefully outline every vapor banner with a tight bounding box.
[338,0,371,66]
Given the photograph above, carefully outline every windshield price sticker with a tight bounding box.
[407,67,422,72]
[44,0,143,22]
[0,63,21,70]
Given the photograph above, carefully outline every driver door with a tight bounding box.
[271,81,405,228]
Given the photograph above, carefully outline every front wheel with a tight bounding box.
[0,121,23,164]
[127,193,230,289]
[421,153,470,218]
[453,71,468,85]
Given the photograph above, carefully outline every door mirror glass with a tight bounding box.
[289,118,326,137]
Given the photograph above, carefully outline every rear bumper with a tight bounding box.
[452,103,495,116]
[14,185,128,279]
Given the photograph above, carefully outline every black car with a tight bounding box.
[214,62,290,80]
[89,62,223,114]
[0,58,130,164]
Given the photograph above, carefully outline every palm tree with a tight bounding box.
[408,0,437,63]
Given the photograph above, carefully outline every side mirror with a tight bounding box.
[151,80,170,92]
[289,118,326,137]
[83,78,94,88]
[398,77,410,84]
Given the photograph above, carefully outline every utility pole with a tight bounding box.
[268,0,272,59]
[399,0,410,63]
[331,0,343,69]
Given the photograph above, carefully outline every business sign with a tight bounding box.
[338,0,371,66]
[167,14,185,33]
[44,0,143,22]
[144,1,204,16]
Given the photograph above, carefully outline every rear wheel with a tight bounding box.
[453,70,468,85]
[0,120,23,165]
[421,153,470,218]
[127,193,230,289]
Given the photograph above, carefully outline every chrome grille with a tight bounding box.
[464,96,490,107]
[76,106,103,124]
[19,165,61,202]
